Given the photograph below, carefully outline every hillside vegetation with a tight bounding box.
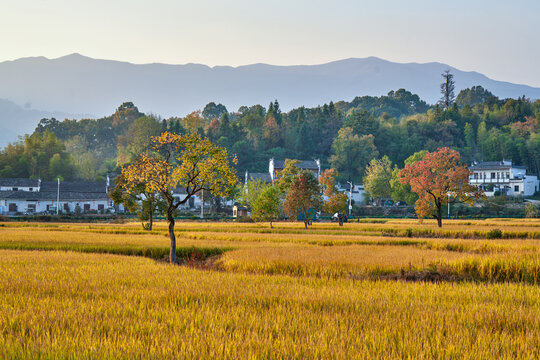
[1,86,539,184]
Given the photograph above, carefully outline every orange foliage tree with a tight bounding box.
[121,132,238,263]
[399,147,482,227]
[319,169,348,223]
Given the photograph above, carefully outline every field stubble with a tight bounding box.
[1,250,539,359]
[1,219,540,358]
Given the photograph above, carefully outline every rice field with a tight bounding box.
[1,219,540,358]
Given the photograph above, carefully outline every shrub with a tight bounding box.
[487,229,503,239]
[525,203,537,218]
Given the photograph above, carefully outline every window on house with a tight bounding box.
[29,188,33,191]
[514,185,519,192]
[491,173,495,179]
[8,203,17,212]
[84,204,90,212]
[12,188,18,191]
[98,204,104,211]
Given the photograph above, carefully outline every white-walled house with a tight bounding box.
[0,178,113,215]
[170,188,234,210]
[337,183,366,205]
[469,160,539,197]
[171,187,201,209]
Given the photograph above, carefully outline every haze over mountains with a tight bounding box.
[1,53,539,147]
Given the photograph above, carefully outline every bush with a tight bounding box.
[487,229,503,239]
[525,203,537,218]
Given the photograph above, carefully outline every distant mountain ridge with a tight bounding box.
[0,98,91,148]
[1,53,539,146]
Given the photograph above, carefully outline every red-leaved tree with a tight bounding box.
[283,171,322,229]
[399,147,482,227]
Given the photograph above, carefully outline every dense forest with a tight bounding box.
[0,80,539,186]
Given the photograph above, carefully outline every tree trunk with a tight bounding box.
[436,201,442,228]
[148,209,153,231]
[270,221,273,229]
[167,211,176,263]
[304,220,308,230]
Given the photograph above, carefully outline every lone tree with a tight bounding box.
[284,171,322,229]
[399,147,481,227]
[122,132,238,263]
[319,168,348,225]
[439,70,456,110]
[251,186,281,228]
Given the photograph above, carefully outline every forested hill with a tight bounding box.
[1,54,539,120]
[1,86,539,186]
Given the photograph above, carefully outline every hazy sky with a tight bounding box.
[1,0,539,87]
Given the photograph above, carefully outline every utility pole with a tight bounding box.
[200,189,204,219]
[447,193,450,219]
[346,181,353,217]
[56,178,60,215]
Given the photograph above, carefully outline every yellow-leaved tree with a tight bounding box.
[122,132,238,263]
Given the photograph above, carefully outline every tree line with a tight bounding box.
[0,73,539,186]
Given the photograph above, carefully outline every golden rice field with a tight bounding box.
[1,218,540,358]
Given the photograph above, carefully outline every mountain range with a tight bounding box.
[1,53,539,147]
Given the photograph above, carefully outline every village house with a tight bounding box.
[469,160,539,197]
[244,159,365,210]
[0,177,114,215]
[244,171,272,184]
[171,187,200,209]
[337,183,366,204]
[269,158,321,181]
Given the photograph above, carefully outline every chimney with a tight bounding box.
[269,158,275,181]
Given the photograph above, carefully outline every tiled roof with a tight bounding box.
[248,173,272,183]
[0,190,109,201]
[40,181,107,193]
[470,161,526,170]
[0,179,109,201]
[0,178,39,187]
[273,160,319,170]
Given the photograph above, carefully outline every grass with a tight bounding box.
[1,250,539,359]
[0,228,230,260]
[1,219,540,358]
[215,244,474,278]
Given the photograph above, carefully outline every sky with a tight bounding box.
[1,0,539,87]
